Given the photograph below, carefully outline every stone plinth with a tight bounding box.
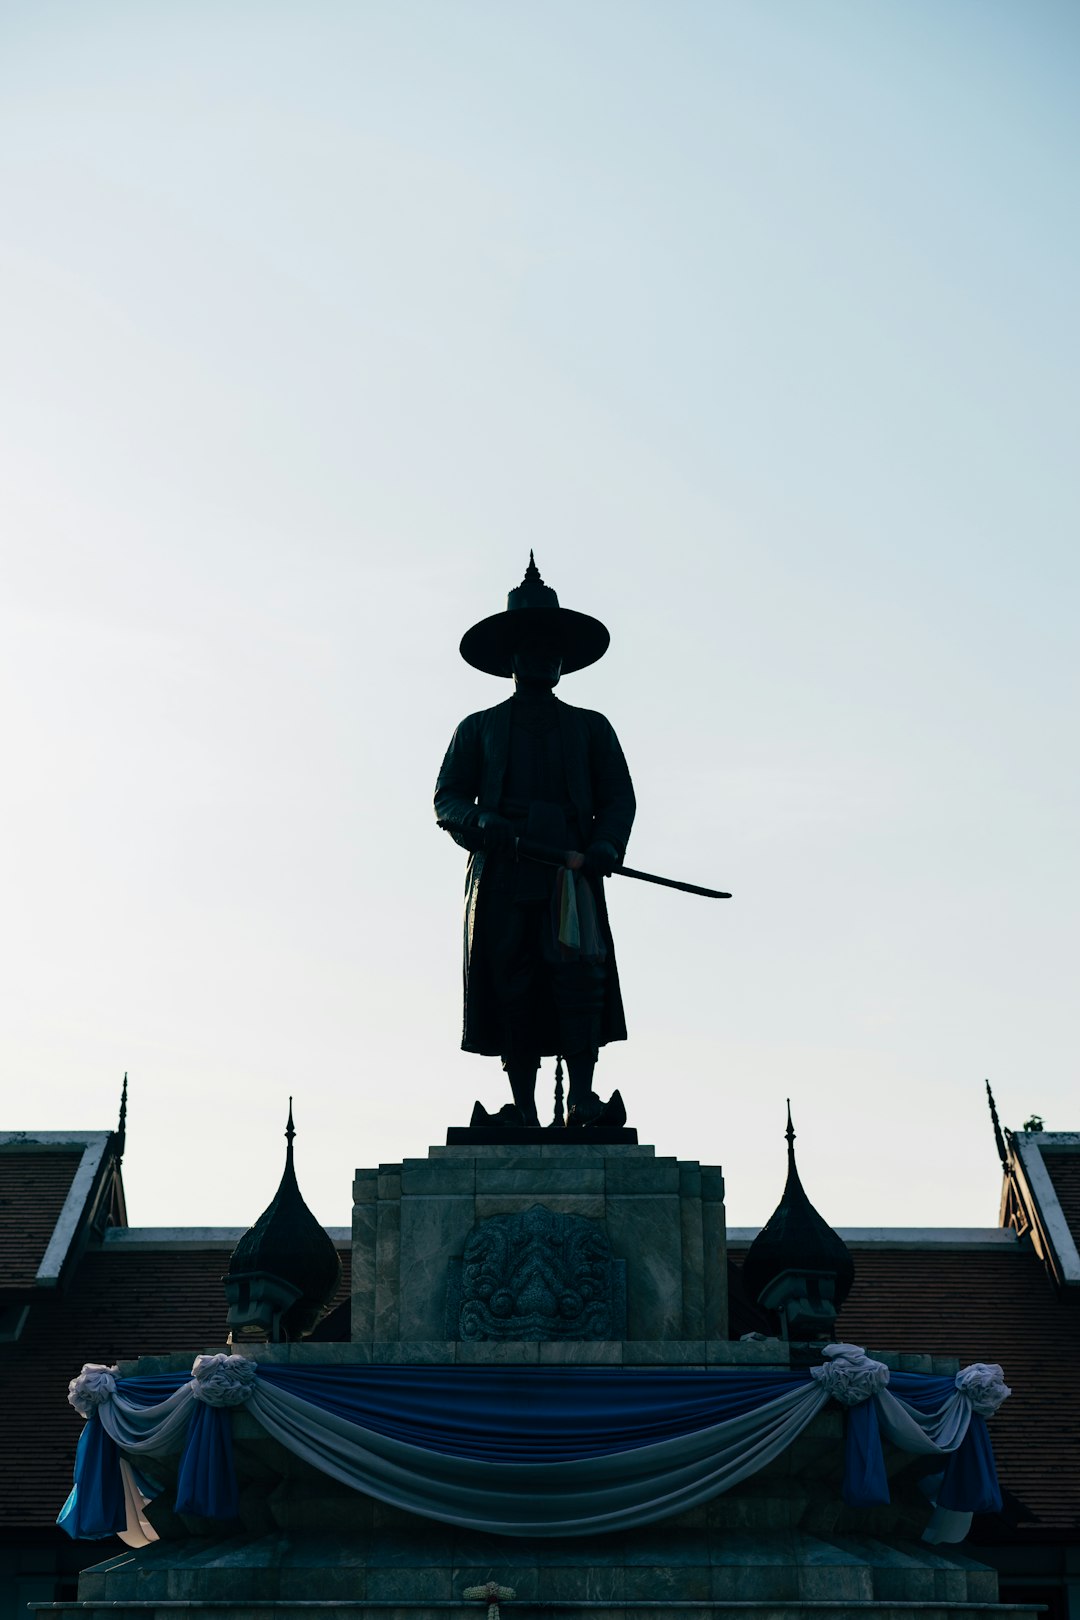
[40,1142,1032,1620]
[352,1144,726,1345]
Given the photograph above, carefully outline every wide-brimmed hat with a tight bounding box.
[460,554,610,678]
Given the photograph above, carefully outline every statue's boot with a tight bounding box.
[565,1053,626,1130]
[565,1053,602,1127]
[505,1061,541,1130]
[470,1100,527,1129]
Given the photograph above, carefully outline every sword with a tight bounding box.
[437,821,732,898]
[514,836,732,900]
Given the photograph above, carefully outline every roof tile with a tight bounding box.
[0,1151,83,1288]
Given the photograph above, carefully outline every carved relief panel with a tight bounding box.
[446,1203,627,1340]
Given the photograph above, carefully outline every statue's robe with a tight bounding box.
[434,695,636,1057]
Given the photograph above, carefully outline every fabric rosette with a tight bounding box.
[67,1363,119,1418]
[189,1353,258,1407]
[810,1343,890,1406]
[955,1362,1011,1417]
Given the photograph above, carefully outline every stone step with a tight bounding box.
[31,1601,1045,1620]
[61,1535,1010,1612]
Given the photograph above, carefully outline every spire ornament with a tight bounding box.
[741,1102,855,1341]
[224,1102,342,1343]
[116,1072,128,1162]
[985,1079,1010,1172]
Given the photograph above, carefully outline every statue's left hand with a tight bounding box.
[584,841,619,877]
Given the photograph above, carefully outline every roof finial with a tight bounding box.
[286,1097,296,1151]
[985,1079,1009,1171]
[741,1098,855,1337]
[116,1072,128,1160]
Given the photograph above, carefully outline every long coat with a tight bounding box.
[434,696,637,1056]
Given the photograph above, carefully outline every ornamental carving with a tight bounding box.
[447,1203,626,1341]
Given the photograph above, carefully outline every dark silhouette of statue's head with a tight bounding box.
[459,553,609,678]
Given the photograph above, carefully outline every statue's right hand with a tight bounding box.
[477,812,516,850]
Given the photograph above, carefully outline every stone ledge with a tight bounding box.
[118,1340,802,1376]
[29,1603,1045,1617]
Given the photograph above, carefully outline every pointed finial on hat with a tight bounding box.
[116,1072,128,1161]
[785,1098,795,1157]
[523,550,545,587]
[985,1079,1010,1171]
[286,1096,296,1159]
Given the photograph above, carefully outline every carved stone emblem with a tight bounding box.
[447,1204,627,1341]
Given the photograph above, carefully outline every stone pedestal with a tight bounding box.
[35,1141,1035,1620]
[352,1143,727,1348]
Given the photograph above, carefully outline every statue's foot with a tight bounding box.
[469,1101,539,1130]
[565,1089,626,1130]
[600,1088,627,1129]
[565,1091,603,1128]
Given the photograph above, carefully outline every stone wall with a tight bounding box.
[351,1144,726,1346]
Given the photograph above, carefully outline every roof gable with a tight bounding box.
[1002,1131,1080,1288]
[0,1132,122,1302]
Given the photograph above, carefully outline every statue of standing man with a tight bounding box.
[435,556,636,1129]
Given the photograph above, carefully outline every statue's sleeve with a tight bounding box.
[589,716,636,857]
[434,716,485,852]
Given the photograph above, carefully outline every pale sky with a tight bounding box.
[2,1,1077,1232]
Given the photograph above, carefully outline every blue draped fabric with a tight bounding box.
[58,1417,127,1540]
[889,1373,961,1408]
[58,1363,1005,1536]
[843,1400,889,1506]
[175,1400,239,1520]
[254,1365,814,1460]
[939,1414,1002,1514]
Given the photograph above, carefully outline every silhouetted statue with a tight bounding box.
[435,556,635,1128]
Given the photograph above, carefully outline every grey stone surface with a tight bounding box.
[401,1160,476,1198]
[605,1156,681,1194]
[400,1195,477,1339]
[605,1193,683,1338]
[373,1200,401,1342]
[537,1338,622,1363]
[350,1198,377,1343]
[296,1340,375,1365]
[700,1164,725,1201]
[366,1570,452,1602]
[678,1163,705,1339]
[540,1564,627,1601]
[708,1336,788,1364]
[474,1193,606,1220]
[369,1341,455,1364]
[474,1164,605,1194]
[622,1339,706,1365]
[454,1339,539,1363]
[702,1186,727,1340]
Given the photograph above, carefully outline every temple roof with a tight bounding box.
[0,1131,125,1301]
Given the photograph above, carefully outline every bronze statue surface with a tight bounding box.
[435,556,635,1130]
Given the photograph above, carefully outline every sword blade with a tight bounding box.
[473,832,732,900]
[614,865,731,899]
